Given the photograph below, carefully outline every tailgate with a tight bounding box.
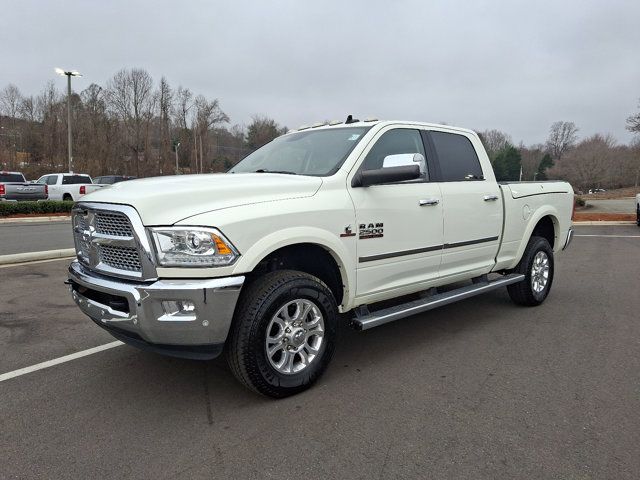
[4,183,47,200]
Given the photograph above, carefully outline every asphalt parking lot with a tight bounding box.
[1,225,639,479]
[0,220,73,255]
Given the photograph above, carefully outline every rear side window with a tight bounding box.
[62,175,91,185]
[0,173,24,182]
[430,131,483,181]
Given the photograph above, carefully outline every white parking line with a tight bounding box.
[0,341,123,382]
[574,234,640,238]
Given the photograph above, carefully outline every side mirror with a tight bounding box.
[352,164,421,187]
[382,153,427,176]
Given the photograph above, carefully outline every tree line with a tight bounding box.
[0,69,287,179]
[479,114,640,190]
[1,70,639,191]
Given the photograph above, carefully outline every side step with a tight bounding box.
[351,273,525,331]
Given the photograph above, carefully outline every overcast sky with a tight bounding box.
[1,0,639,145]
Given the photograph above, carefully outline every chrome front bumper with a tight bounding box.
[68,261,244,357]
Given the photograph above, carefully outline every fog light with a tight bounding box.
[160,300,196,321]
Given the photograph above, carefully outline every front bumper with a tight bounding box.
[68,261,244,359]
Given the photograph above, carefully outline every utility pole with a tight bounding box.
[55,68,82,172]
[173,140,181,174]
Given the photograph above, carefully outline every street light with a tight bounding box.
[55,68,82,172]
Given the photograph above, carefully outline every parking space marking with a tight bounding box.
[0,341,123,382]
[574,234,640,238]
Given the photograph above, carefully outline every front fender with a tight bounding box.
[230,226,356,309]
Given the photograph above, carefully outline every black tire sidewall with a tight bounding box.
[246,277,337,393]
[524,237,554,303]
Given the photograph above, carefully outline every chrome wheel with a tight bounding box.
[531,251,550,293]
[265,299,325,375]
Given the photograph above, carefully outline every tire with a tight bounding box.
[507,235,554,306]
[636,206,640,227]
[62,193,73,202]
[226,270,337,398]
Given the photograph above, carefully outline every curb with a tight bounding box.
[573,221,636,226]
[0,216,71,224]
[0,249,76,266]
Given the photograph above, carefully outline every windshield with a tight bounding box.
[229,127,371,176]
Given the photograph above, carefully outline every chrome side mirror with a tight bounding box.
[382,153,427,177]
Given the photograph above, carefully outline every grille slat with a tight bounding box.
[98,245,142,272]
[95,212,133,237]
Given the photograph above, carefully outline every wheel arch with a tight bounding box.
[232,228,354,309]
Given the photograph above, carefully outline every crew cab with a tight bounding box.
[36,173,94,201]
[67,119,574,397]
[0,171,48,201]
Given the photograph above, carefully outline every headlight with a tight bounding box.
[149,227,239,267]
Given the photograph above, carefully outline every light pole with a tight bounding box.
[173,140,180,175]
[55,68,82,172]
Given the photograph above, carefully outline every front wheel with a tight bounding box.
[507,236,554,306]
[226,270,337,398]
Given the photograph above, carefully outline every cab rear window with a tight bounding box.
[0,173,25,182]
[62,175,92,185]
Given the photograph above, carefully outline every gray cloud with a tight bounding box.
[1,0,638,144]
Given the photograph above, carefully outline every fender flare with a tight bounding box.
[231,226,355,307]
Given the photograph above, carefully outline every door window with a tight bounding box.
[46,175,58,185]
[361,129,428,180]
[430,131,483,181]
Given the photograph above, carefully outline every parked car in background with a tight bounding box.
[0,171,48,201]
[93,175,136,185]
[36,173,94,201]
[588,188,606,194]
[635,193,639,226]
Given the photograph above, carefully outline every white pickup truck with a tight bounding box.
[67,119,574,397]
[36,173,99,201]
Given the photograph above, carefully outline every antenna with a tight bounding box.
[345,115,360,124]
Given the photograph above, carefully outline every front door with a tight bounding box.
[348,127,444,300]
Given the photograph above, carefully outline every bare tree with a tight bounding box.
[478,129,512,160]
[627,99,640,134]
[193,95,229,172]
[0,84,23,120]
[106,68,156,176]
[546,121,579,160]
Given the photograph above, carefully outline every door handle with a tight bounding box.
[483,195,499,201]
[419,198,440,206]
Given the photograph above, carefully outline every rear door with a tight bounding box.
[348,126,444,299]
[427,130,503,277]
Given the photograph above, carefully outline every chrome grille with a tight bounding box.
[95,211,133,237]
[98,245,142,272]
[72,203,155,280]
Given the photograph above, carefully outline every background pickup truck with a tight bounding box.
[636,194,640,226]
[36,173,95,201]
[0,171,48,201]
[67,119,574,398]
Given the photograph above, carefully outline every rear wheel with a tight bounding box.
[507,236,554,306]
[62,193,73,201]
[636,206,639,227]
[226,270,337,398]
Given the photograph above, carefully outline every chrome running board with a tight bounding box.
[352,273,525,331]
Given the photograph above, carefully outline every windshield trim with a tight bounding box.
[229,126,373,177]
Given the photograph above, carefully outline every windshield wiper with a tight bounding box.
[254,169,298,175]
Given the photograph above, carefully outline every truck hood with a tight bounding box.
[82,173,323,225]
